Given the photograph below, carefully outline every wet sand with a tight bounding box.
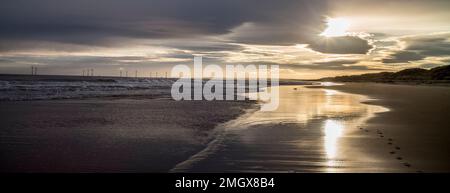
[328,83,450,172]
[172,84,450,172]
[0,97,253,172]
[172,86,394,172]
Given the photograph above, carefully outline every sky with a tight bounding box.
[0,0,449,79]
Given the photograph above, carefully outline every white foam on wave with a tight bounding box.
[0,78,176,101]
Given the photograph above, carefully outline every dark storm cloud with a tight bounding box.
[0,0,237,46]
[402,34,450,57]
[381,33,450,64]
[307,36,373,54]
[382,51,425,63]
[0,0,378,56]
[225,2,328,46]
[0,0,328,48]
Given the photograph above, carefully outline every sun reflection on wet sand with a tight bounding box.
[174,85,390,172]
[240,86,389,171]
[234,87,374,127]
[324,89,338,96]
[324,119,344,159]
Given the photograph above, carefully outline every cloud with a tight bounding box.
[381,33,450,64]
[402,33,450,57]
[0,0,328,49]
[419,63,445,69]
[0,55,189,69]
[314,59,358,65]
[382,51,425,63]
[160,40,243,52]
[240,59,380,71]
[303,59,378,70]
[307,36,373,54]
[1,0,448,78]
[0,0,242,40]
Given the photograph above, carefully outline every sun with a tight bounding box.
[320,17,350,37]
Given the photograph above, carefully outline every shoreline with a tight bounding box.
[170,83,450,172]
[2,81,450,172]
[0,95,255,172]
[170,85,396,172]
[170,106,260,172]
[328,83,450,172]
[328,81,450,87]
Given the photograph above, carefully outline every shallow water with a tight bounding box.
[172,85,398,172]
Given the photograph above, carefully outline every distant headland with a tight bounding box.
[322,65,450,84]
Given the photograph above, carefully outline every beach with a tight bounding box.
[172,84,450,173]
[1,76,450,173]
[329,83,450,172]
[0,78,254,172]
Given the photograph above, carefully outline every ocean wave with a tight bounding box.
[0,77,175,101]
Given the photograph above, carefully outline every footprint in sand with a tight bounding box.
[376,136,411,170]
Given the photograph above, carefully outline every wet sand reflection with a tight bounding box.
[172,85,390,172]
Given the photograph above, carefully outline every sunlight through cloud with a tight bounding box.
[320,17,351,37]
